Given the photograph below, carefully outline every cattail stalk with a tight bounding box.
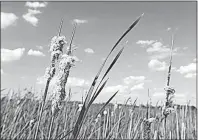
[34,19,65,139]
[163,33,176,139]
[47,23,78,140]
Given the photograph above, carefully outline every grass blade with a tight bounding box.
[95,90,119,118]
[71,14,144,139]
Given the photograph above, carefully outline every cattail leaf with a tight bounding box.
[101,46,124,83]
[88,78,109,107]
[84,13,144,109]
[110,13,144,53]
[71,14,143,139]
[91,46,125,103]
[95,90,119,118]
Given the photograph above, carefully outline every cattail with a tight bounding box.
[163,86,175,117]
[50,21,78,117]
[51,53,78,116]
[44,35,67,80]
[103,110,107,115]
[78,103,83,112]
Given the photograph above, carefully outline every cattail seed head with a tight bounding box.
[51,49,79,116]
[103,110,107,115]
[78,103,83,112]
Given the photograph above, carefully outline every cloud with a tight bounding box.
[146,42,169,53]
[148,59,167,71]
[137,40,178,60]
[130,83,144,91]
[23,9,42,26]
[27,49,45,57]
[36,46,43,50]
[104,85,128,93]
[193,58,196,62]
[150,51,177,60]
[177,63,196,78]
[1,48,25,62]
[123,76,145,85]
[136,40,156,47]
[67,77,90,87]
[73,19,88,24]
[84,48,94,54]
[36,76,89,87]
[25,2,48,9]
[1,12,18,29]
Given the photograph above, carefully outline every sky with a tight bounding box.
[1,1,197,106]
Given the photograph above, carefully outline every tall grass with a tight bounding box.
[0,92,197,139]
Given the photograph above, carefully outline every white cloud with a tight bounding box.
[84,48,94,54]
[1,12,18,29]
[123,76,145,85]
[28,9,42,15]
[27,49,45,57]
[177,63,196,78]
[146,42,169,53]
[36,46,43,50]
[23,9,42,26]
[67,77,90,87]
[36,76,89,87]
[184,73,196,78]
[137,40,179,60]
[150,50,177,60]
[136,40,156,47]
[104,85,128,93]
[1,48,25,62]
[130,83,144,91]
[73,19,88,24]
[148,59,167,71]
[25,2,48,9]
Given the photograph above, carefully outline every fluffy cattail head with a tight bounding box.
[50,36,67,52]
[163,107,175,116]
[103,110,107,115]
[163,86,176,117]
[78,103,83,112]
[50,35,67,64]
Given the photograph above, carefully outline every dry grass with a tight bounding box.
[0,93,197,139]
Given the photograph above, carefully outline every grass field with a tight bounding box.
[0,91,197,139]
